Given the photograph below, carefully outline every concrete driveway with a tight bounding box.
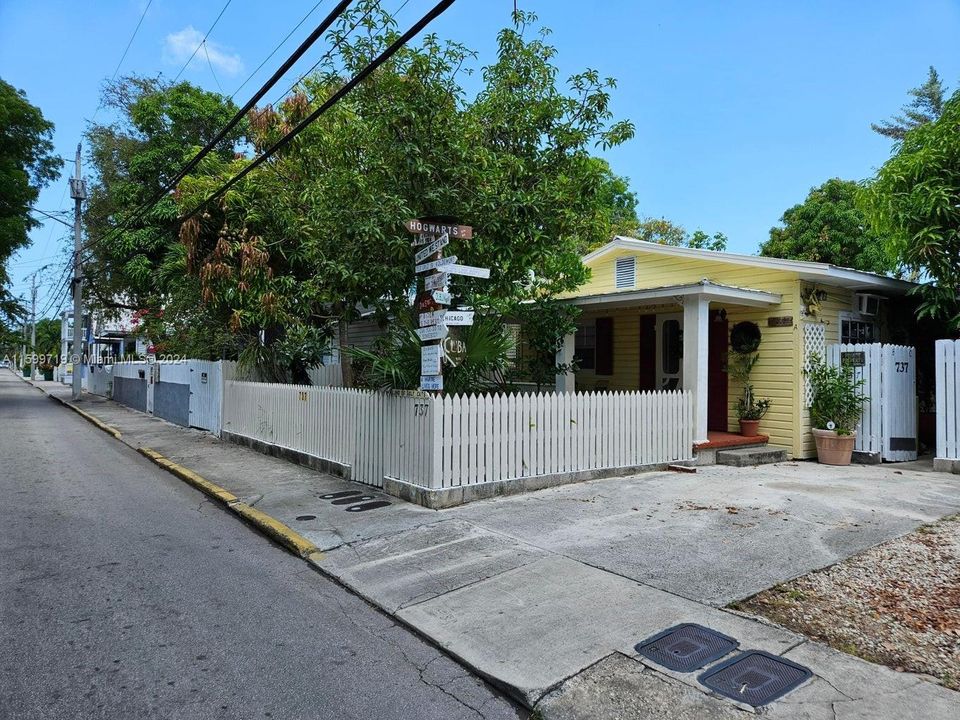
[447,459,960,606]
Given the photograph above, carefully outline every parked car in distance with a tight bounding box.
[0,359,11,369]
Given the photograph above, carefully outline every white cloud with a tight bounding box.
[163,25,244,77]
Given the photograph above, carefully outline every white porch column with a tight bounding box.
[555,331,576,394]
[683,296,709,444]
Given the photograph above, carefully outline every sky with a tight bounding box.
[2,0,959,317]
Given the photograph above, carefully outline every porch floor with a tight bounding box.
[694,431,769,450]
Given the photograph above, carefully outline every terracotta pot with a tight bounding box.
[739,419,760,437]
[812,428,857,466]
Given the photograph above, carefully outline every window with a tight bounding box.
[595,317,614,376]
[615,256,636,289]
[841,317,877,344]
[661,319,682,374]
[574,324,596,370]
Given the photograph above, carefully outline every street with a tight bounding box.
[0,372,523,720]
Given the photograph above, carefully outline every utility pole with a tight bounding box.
[69,143,87,401]
[30,274,37,380]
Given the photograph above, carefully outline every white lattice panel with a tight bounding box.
[803,322,826,407]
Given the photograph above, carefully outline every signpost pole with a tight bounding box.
[407,218,488,395]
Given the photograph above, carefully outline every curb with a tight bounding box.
[17,376,123,440]
[16,374,324,563]
[136,447,323,561]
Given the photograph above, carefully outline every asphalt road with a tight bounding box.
[0,371,524,720]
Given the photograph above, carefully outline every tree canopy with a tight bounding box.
[872,66,948,141]
[0,78,62,339]
[760,178,896,275]
[860,88,960,328]
[83,76,244,318]
[616,216,728,252]
[160,5,635,381]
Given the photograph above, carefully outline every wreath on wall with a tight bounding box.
[730,321,762,354]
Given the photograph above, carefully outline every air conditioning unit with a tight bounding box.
[854,293,882,316]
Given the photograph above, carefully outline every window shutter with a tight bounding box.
[595,317,614,376]
[615,256,636,289]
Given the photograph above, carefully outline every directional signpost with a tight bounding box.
[424,273,447,291]
[407,218,489,393]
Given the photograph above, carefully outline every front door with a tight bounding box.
[708,310,729,431]
[656,313,683,390]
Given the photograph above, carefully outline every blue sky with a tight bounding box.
[2,0,959,316]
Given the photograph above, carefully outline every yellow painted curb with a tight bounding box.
[229,502,321,559]
[135,448,322,561]
[137,447,238,504]
[65,402,123,440]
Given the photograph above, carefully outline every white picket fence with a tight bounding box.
[935,339,960,461]
[222,383,694,489]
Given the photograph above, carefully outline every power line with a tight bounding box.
[182,0,457,219]
[202,41,224,92]
[91,0,155,123]
[80,0,354,258]
[230,0,329,101]
[172,0,235,83]
[109,0,154,83]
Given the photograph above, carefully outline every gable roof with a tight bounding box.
[584,237,915,295]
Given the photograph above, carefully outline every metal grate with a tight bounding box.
[698,650,812,707]
[635,624,739,672]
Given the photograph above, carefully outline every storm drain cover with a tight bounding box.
[321,491,364,500]
[346,501,392,512]
[635,624,739,672]
[295,514,317,521]
[332,494,376,505]
[698,650,813,707]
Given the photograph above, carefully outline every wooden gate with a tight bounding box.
[828,343,917,462]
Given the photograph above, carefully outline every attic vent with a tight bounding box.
[615,256,636,289]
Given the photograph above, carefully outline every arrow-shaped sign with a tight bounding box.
[416,324,448,342]
[445,311,475,326]
[415,255,457,274]
[445,264,490,279]
[424,273,448,291]
[414,233,449,264]
[419,310,446,328]
[431,291,452,305]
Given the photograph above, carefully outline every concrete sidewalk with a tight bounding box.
[28,378,960,718]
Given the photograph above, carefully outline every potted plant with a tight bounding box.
[40,361,54,381]
[729,322,772,436]
[806,354,866,465]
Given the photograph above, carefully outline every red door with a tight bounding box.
[707,310,729,432]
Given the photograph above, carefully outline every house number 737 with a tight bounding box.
[895,361,909,373]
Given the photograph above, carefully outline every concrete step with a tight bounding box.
[715,446,787,467]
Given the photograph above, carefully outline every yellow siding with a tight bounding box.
[571,249,811,457]
[795,284,855,458]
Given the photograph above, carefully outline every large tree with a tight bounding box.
[618,217,728,252]
[83,76,244,324]
[872,66,948,141]
[760,178,896,275]
[860,88,960,328]
[0,79,62,339]
[173,5,636,381]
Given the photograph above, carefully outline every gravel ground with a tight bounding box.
[737,514,960,690]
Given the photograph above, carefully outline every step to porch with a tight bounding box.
[715,446,787,467]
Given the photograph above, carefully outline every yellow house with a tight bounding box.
[554,237,915,459]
